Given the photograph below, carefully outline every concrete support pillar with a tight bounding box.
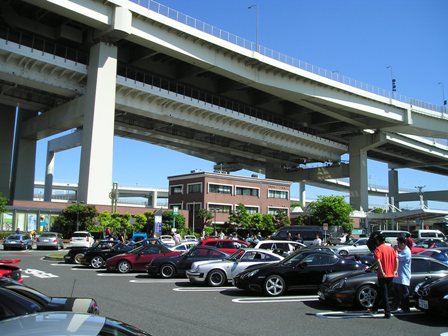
[152,191,158,208]
[388,168,399,209]
[0,105,15,198]
[349,139,369,212]
[299,182,306,206]
[14,109,37,200]
[349,133,386,212]
[44,150,55,202]
[78,42,117,205]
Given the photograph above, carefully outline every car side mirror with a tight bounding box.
[298,262,307,269]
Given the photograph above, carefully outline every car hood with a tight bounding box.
[47,298,98,314]
[324,269,376,284]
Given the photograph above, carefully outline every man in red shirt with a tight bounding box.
[370,232,398,318]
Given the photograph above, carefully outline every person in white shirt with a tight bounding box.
[313,234,322,246]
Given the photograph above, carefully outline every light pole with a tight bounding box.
[438,82,446,116]
[248,4,259,52]
[72,200,84,231]
[387,66,396,98]
[213,209,217,236]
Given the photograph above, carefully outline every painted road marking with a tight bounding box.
[72,267,103,271]
[23,268,59,278]
[232,295,319,304]
[173,286,232,291]
[315,308,422,319]
[96,273,138,277]
[131,279,180,283]
[51,263,76,267]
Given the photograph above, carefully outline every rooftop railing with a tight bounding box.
[130,0,446,115]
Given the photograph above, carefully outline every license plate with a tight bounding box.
[418,298,428,310]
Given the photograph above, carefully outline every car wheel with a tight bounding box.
[338,250,349,256]
[264,274,286,297]
[74,253,84,264]
[356,284,377,309]
[118,260,132,273]
[91,256,105,269]
[160,264,176,278]
[207,269,227,287]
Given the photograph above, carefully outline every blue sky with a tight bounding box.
[34,0,448,209]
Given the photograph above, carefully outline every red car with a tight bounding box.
[0,259,23,283]
[197,238,250,254]
[411,239,448,254]
[105,244,181,273]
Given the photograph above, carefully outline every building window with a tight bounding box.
[268,189,288,199]
[170,185,183,195]
[170,204,182,211]
[235,186,259,197]
[208,183,232,195]
[268,207,289,216]
[209,204,232,213]
[187,183,202,194]
[245,206,259,214]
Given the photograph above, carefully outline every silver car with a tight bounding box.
[186,248,283,287]
[36,232,64,250]
[331,238,370,256]
[3,234,33,250]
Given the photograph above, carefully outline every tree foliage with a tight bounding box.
[307,195,353,231]
[52,204,98,237]
[0,192,7,214]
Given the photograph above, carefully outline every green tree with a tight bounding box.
[161,210,186,235]
[273,210,291,229]
[307,195,353,232]
[197,209,213,226]
[228,204,251,229]
[53,203,98,237]
[0,192,7,215]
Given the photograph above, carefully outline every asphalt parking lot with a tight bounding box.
[1,248,447,336]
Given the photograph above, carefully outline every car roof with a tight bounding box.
[0,312,106,335]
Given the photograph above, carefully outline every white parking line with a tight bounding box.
[130,279,180,283]
[96,273,138,276]
[173,286,231,291]
[50,263,75,266]
[315,308,421,319]
[232,295,319,304]
[72,267,102,271]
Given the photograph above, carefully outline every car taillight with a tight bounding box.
[52,239,57,243]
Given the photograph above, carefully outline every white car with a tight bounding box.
[160,235,176,247]
[183,235,198,241]
[170,241,199,252]
[70,231,95,248]
[253,240,305,256]
[332,238,371,256]
[186,248,283,286]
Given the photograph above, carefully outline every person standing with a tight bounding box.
[370,233,398,318]
[295,233,304,244]
[405,233,414,249]
[392,236,411,313]
[312,234,322,246]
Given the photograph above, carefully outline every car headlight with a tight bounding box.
[414,282,424,294]
[330,279,346,290]
[190,265,200,272]
[245,269,259,278]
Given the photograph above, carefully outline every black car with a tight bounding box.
[233,249,365,296]
[414,275,448,316]
[64,239,120,265]
[80,241,136,269]
[0,277,99,320]
[318,255,448,309]
[147,246,229,278]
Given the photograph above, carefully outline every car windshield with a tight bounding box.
[5,284,51,306]
[39,233,55,238]
[7,235,21,240]
[71,233,89,238]
[227,249,246,261]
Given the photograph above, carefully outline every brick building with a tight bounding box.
[168,171,292,232]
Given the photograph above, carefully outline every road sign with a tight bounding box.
[323,223,328,231]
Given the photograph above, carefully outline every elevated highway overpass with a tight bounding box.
[0,0,447,215]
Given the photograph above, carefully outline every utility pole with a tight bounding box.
[248,4,259,52]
